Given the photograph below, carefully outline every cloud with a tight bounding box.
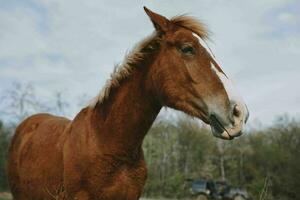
[0,0,299,124]
[278,12,295,23]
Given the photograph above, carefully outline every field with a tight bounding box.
[0,193,12,200]
[0,193,181,200]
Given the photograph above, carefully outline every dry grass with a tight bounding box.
[259,176,270,200]
[0,193,178,200]
[0,192,12,200]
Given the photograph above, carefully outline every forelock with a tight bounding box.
[170,15,210,40]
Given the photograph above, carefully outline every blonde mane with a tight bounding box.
[89,15,209,108]
[170,15,210,39]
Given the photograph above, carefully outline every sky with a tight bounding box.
[0,0,299,125]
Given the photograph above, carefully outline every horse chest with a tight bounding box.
[78,158,148,200]
[99,166,147,199]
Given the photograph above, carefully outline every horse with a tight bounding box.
[7,7,249,200]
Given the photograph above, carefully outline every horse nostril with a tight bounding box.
[233,104,241,118]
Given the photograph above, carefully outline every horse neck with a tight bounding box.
[90,60,161,157]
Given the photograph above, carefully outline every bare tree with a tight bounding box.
[52,91,70,116]
[0,82,47,123]
[217,140,227,181]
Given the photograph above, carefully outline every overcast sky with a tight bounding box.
[0,0,299,125]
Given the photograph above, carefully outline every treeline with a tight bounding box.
[142,116,300,200]
[0,82,299,199]
[0,121,11,191]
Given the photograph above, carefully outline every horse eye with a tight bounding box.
[180,45,195,55]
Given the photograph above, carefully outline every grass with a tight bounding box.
[0,192,12,200]
[0,193,178,200]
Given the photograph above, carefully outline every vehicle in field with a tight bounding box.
[221,186,250,200]
[188,179,250,200]
[189,179,221,200]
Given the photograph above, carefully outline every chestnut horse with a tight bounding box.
[7,7,249,200]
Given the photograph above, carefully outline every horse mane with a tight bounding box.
[89,15,209,108]
[170,15,210,39]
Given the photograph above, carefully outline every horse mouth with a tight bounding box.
[209,115,234,140]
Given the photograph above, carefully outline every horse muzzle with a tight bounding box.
[209,103,249,140]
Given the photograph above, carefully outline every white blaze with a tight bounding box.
[192,32,247,124]
[192,32,240,103]
[210,62,243,106]
[192,33,215,58]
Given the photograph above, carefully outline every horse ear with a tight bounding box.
[144,7,170,33]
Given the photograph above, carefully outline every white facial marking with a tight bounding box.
[192,33,215,58]
[210,62,247,123]
[192,32,249,137]
[211,62,238,102]
[193,32,248,126]
[193,31,243,108]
